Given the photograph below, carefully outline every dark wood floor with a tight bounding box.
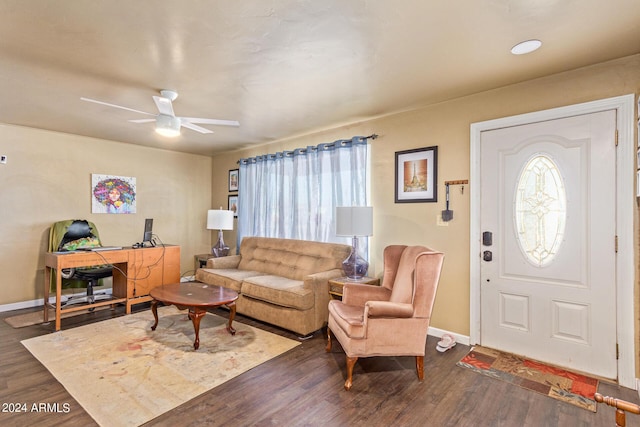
[1,305,639,427]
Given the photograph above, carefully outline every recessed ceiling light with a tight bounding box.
[511,39,542,55]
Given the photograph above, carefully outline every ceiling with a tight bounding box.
[1,1,639,156]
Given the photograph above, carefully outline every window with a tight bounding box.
[514,154,566,266]
[237,136,370,248]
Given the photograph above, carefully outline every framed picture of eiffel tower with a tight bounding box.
[395,146,438,203]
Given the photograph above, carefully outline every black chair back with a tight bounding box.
[58,220,95,250]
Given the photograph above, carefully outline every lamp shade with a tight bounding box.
[336,206,373,236]
[207,209,234,230]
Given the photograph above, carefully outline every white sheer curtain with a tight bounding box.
[237,136,369,250]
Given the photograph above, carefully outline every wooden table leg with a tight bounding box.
[188,307,207,350]
[150,300,159,330]
[54,269,62,331]
[43,266,50,323]
[227,302,237,335]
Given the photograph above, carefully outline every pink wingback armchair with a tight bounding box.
[326,245,445,390]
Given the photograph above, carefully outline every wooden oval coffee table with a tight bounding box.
[149,282,239,350]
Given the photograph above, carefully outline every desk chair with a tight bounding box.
[49,220,113,307]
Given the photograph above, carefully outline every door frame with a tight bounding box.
[469,94,636,389]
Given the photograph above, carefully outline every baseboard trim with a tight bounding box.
[428,326,470,346]
[0,289,113,313]
[2,295,473,350]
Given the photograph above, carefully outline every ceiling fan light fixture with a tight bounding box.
[155,114,181,137]
[511,39,542,55]
[81,90,238,136]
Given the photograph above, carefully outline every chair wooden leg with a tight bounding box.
[345,356,358,391]
[326,327,332,352]
[416,356,424,381]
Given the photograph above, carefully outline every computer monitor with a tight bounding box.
[143,218,154,246]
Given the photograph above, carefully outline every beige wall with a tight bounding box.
[212,54,640,338]
[1,54,638,345]
[0,125,213,306]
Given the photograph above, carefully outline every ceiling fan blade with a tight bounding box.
[80,97,155,116]
[153,96,175,116]
[181,121,213,134]
[128,119,156,123]
[181,117,240,127]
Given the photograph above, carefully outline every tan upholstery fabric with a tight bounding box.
[195,236,352,335]
[237,237,349,280]
[195,268,262,292]
[241,275,311,310]
[206,255,241,269]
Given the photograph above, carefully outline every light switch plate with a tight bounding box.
[436,214,449,226]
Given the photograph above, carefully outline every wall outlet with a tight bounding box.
[0,155,6,164]
[436,214,449,226]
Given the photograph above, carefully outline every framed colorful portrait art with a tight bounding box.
[91,174,137,214]
[394,146,438,203]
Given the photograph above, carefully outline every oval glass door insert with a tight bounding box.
[514,154,567,267]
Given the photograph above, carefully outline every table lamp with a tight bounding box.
[207,208,234,257]
[336,206,373,280]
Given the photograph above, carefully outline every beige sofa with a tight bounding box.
[195,236,352,336]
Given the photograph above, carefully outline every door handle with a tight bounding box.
[483,251,493,262]
[483,231,493,246]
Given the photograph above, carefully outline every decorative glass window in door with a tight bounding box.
[514,154,567,267]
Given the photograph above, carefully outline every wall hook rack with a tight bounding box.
[444,179,469,194]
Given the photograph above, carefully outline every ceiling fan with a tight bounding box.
[80,90,239,137]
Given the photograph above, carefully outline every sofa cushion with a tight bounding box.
[241,275,313,310]
[194,268,262,293]
[237,237,349,281]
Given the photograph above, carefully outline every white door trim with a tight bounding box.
[470,94,636,389]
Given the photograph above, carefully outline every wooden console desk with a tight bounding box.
[43,245,180,331]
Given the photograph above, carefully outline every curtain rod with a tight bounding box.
[237,134,378,164]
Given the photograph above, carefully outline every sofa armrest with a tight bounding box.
[305,268,345,328]
[205,255,241,269]
[305,268,344,287]
[304,268,344,298]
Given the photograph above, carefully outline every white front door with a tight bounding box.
[479,110,617,378]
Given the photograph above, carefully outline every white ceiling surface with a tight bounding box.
[1,1,639,156]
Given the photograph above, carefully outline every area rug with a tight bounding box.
[457,346,599,412]
[5,306,111,328]
[22,306,300,426]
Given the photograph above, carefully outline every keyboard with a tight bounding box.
[77,246,123,252]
